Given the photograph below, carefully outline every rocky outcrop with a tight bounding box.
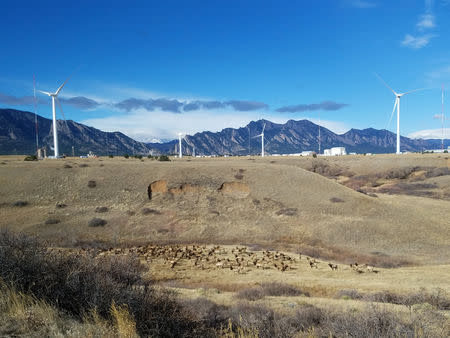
[219,182,251,198]
[148,180,168,199]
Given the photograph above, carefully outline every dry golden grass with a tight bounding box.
[0,280,137,337]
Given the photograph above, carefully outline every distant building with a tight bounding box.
[324,147,347,156]
[301,151,315,156]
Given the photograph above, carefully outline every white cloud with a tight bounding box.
[408,128,450,139]
[426,64,450,83]
[346,0,377,8]
[401,34,434,49]
[80,108,351,142]
[417,13,435,29]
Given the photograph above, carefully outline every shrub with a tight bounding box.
[108,155,114,158]
[79,163,89,168]
[382,166,418,179]
[12,201,28,207]
[141,208,161,215]
[134,155,143,159]
[63,164,72,168]
[0,231,211,337]
[335,289,364,300]
[235,288,265,301]
[159,155,170,161]
[24,155,38,161]
[425,167,450,178]
[275,208,297,216]
[261,282,308,297]
[55,203,67,209]
[88,218,107,227]
[330,197,344,203]
[44,218,60,225]
[124,154,129,159]
[95,206,109,213]
[87,180,97,188]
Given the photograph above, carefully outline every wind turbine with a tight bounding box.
[252,122,266,157]
[38,75,71,158]
[434,84,447,151]
[177,132,185,158]
[376,73,424,154]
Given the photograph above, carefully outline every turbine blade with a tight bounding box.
[37,90,51,96]
[262,123,266,133]
[55,97,70,132]
[386,99,397,130]
[402,88,427,96]
[374,72,396,95]
[55,75,72,95]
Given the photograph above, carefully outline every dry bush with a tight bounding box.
[307,160,344,178]
[95,206,109,213]
[367,288,450,310]
[55,203,67,209]
[329,197,344,203]
[79,163,89,168]
[324,304,415,338]
[425,167,450,178]
[261,282,309,297]
[182,297,228,329]
[63,164,72,168]
[87,180,97,188]
[380,166,418,180]
[88,218,107,227]
[0,231,212,337]
[335,288,450,310]
[234,174,244,180]
[141,208,161,215]
[378,182,437,197]
[275,208,298,216]
[44,217,60,225]
[12,201,28,207]
[235,288,265,301]
[335,289,364,300]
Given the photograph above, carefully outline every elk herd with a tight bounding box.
[89,244,379,275]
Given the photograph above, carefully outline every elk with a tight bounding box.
[328,263,338,271]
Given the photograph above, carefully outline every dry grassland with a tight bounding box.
[0,153,449,336]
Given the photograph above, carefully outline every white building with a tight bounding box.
[323,147,347,156]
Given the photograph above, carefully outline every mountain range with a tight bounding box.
[0,108,447,156]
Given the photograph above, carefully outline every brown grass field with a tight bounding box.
[0,153,449,336]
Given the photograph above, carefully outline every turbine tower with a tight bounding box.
[441,84,445,151]
[376,74,424,154]
[177,133,184,158]
[38,75,71,158]
[253,123,266,157]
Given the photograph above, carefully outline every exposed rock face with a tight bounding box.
[219,182,251,198]
[169,183,202,195]
[148,180,168,199]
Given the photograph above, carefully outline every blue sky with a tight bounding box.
[1,0,449,141]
